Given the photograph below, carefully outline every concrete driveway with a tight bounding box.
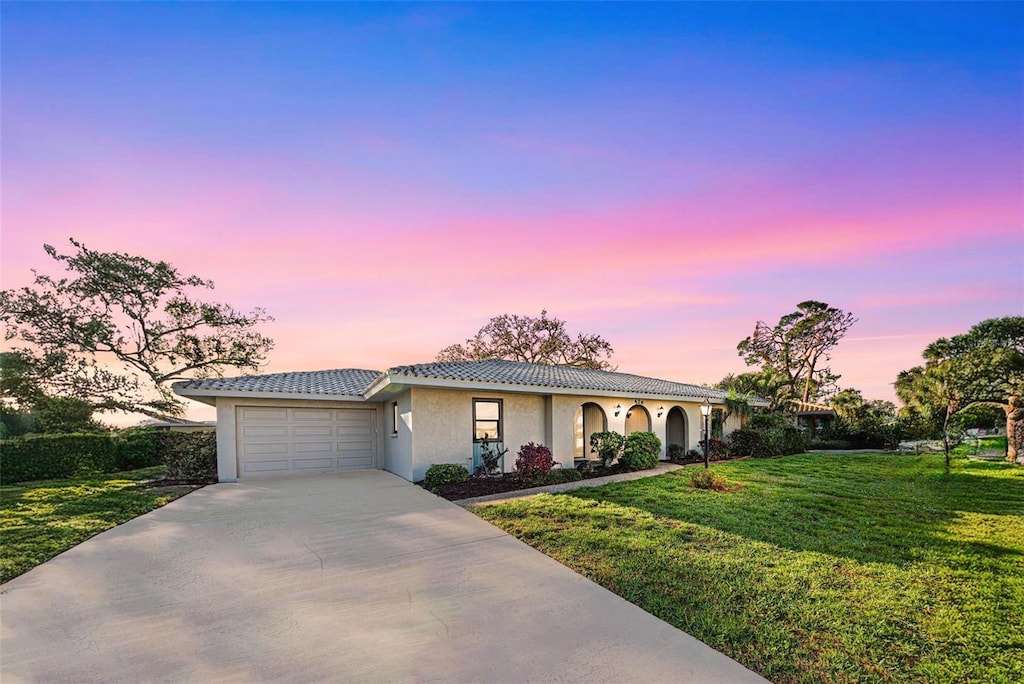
[1,471,765,683]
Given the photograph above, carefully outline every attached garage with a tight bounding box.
[236,406,378,477]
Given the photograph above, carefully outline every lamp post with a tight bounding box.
[700,398,712,469]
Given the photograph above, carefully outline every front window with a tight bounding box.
[473,399,503,442]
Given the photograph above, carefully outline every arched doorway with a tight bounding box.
[624,405,651,435]
[574,402,608,459]
[666,407,687,451]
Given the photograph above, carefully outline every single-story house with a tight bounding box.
[173,359,767,483]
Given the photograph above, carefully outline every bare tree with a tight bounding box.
[437,310,615,370]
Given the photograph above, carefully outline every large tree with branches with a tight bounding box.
[437,310,615,370]
[895,316,1024,469]
[737,300,857,406]
[1,239,274,418]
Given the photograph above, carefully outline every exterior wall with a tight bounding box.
[383,390,414,482]
[554,397,707,463]
[213,397,384,483]
[409,387,546,482]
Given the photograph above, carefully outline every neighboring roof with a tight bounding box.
[173,360,768,406]
[174,369,381,402]
[385,360,730,400]
[137,418,217,428]
[789,399,836,415]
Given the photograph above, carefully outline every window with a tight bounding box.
[391,402,399,436]
[473,399,503,442]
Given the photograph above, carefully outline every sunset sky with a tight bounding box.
[3,3,1022,422]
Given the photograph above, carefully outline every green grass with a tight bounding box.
[1,466,201,583]
[475,452,1024,683]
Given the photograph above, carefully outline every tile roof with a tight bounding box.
[173,369,381,397]
[386,359,728,400]
[172,360,750,403]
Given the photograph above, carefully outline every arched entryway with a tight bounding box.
[666,406,688,451]
[624,405,651,435]
[574,402,608,459]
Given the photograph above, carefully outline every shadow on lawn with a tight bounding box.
[563,454,1024,568]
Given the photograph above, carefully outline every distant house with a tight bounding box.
[792,401,836,436]
[136,418,217,433]
[173,359,768,483]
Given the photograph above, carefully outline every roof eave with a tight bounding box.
[374,372,732,404]
[173,387,368,404]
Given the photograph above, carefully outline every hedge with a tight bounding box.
[0,430,215,485]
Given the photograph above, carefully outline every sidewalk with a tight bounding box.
[456,461,688,507]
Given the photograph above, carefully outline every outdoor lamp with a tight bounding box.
[700,398,713,469]
[657,407,664,417]
[614,404,621,416]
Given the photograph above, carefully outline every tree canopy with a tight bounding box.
[737,300,857,406]
[1,239,274,418]
[895,316,1024,467]
[436,310,615,370]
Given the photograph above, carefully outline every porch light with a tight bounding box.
[700,398,713,469]
[614,404,621,416]
[626,409,633,419]
[657,407,664,417]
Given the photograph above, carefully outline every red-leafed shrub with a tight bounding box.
[515,442,554,480]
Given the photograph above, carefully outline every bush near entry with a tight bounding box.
[620,432,661,471]
[424,463,469,489]
[515,442,554,480]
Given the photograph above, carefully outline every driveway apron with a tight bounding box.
[1,471,765,683]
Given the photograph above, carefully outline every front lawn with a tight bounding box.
[0,466,203,583]
[475,452,1024,683]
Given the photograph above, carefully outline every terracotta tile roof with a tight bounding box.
[386,360,727,400]
[173,369,381,397]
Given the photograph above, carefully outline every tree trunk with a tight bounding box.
[1007,395,1024,464]
[943,404,952,475]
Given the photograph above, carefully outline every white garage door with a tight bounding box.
[236,406,378,477]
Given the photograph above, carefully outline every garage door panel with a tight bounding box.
[240,408,288,421]
[241,425,289,438]
[236,407,377,477]
[293,425,334,437]
[242,459,291,474]
[292,410,335,422]
[292,458,335,471]
[242,443,291,456]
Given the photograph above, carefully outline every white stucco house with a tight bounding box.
[173,359,764,483]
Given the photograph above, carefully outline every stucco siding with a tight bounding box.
[383,390,414,482]
[409,388,546,482]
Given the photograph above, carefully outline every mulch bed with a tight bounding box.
[426,464,633,501]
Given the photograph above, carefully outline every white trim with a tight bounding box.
[175,387,368,403]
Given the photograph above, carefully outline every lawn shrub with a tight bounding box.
[535,469,583,485]
[0,433,119,483]
[728,429,764,457]
[424,463,469,489]
[743,414,807,457]
[689,468,730,491]
[666,444,688,460]
[116,429,161,470]
[589,431,625,467]
[159,432,217,482]
[808,438,852,450]
[707,437,728,461]
[782,427,808,455]
[620,432,661,471]
[515,442,554,480]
